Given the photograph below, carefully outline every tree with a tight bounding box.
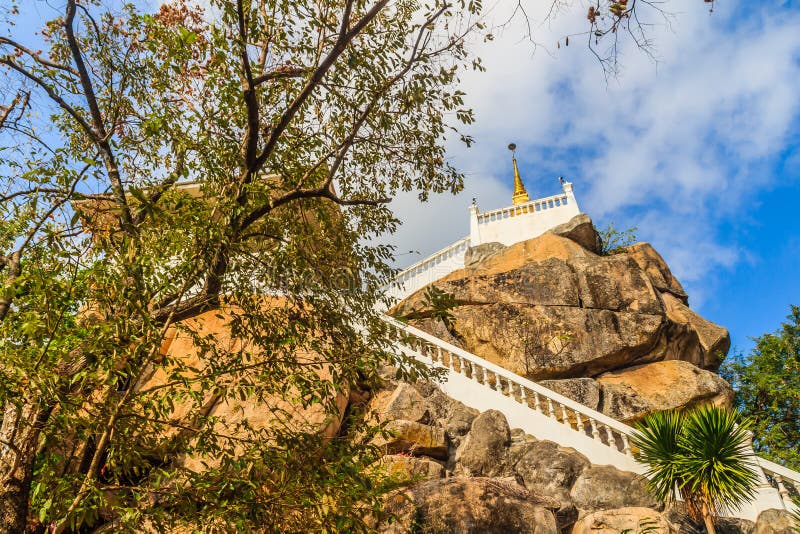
[598,221,638,255]
[0,0,719,530]
[0,0,480,530]
[720,305,800,472]
[631,406,760,534]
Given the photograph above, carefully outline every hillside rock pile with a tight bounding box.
[391,214,733,424]
[367,377,794,534]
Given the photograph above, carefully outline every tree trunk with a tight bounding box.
[0,402,51,534]
[0,468,33,534]
[700,500,716,534]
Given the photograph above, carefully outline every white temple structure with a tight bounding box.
[387,149,581,302]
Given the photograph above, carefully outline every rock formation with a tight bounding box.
[391,214,733,423]
[365,377,789,534]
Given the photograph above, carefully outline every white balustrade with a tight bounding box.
[378,314,800,521]
[757,457,800,513]
[475,193,572,226]
[382,315,639,468]
[384,237,471,303]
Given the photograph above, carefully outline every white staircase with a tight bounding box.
[380,314,800,521]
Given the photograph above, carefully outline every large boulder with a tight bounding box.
[625,242,688,302]
[376,420,448,460]
[380,477,559,534]
[572,507,672,534]
[597,360,734,423]
[380,454,445,481]
[451,303,664,379]
[662,293,731,370]
[717,517,756,534]
[570,465,660,513]
[539,378,601,412]
[509,440,590,527]
[455,410,512,477]
[141,306,349,472]
[547,213,603,254]
[392,226,730,381]
[755,509,797,534]
[369,382,431,423]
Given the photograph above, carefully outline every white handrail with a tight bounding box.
[758,457,800,485]
[391,236,470,284]
[382,314,636,454]
[380,313,800,512]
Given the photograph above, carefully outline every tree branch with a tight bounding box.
[251,66,307,86]
[237,0,260,174]
[0,57,96,140]
[251,0,389,175]
[0,36,79,75]
[64,0,134,232]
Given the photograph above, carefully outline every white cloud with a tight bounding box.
[386,0,800,305]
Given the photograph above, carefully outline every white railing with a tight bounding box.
[759,457,800,511]
[382,315,640,469]
[392,236,470,285]
[476,192,571,225]
[380,314,800,518]
[384,237,471,303]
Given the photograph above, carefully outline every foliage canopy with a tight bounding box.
[0,0,482,530]
[721,305,800,472]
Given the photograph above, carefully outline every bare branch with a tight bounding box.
[251,0,390,175]
[0,91,26,130]
[252,66,307,86]
[0,57,97,139]
[64,0,134,232]
[0,37,79,75]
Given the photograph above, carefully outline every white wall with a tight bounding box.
[386,182,582,304]
[469,182,580,247]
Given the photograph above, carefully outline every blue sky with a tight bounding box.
[6,0,800,357]
[387,0,800,356]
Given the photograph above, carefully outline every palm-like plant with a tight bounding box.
[631,406,760,534]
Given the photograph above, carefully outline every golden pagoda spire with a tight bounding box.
[509,143,530,205]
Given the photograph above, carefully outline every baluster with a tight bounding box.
[622,434,632,456]
[532,392,541,412]
[473,364,484,384]
[434,346,442,364]
[517,386,526,405]
[589,418,601,441]
[461,359,472,378]
[601,424,613,447]
[496,375,505,394]
[560,404,570,426]
[774,475,791,507]
[547,398,556,419]
[574,411,583,433]
[486,371,497,391]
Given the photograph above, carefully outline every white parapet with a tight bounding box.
[385,181,581,304]
[381,315,799,522]
[470,181,580,247]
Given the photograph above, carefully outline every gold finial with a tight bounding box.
[508,143,530,205]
